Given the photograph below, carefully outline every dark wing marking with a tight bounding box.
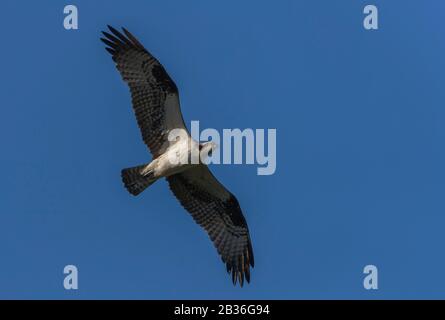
[101,26,188,156]
[167,166,254,287]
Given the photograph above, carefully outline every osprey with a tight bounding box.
[101,26,254,286]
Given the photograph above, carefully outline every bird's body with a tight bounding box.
[143,142,191,178]
[140,138,207,179]
[101,26,254,286]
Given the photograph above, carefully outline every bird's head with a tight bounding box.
[199,141,218,159]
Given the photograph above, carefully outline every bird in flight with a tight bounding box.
[101,26,254,286]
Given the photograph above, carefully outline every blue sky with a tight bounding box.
[1,0,445,299]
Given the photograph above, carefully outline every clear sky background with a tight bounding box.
[1,0,445,299]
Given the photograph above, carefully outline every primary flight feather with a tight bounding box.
[101,26,254,286]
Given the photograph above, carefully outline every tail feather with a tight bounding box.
[121,164,156,196]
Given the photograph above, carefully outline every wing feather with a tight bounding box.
[167,166,254,287]
[101,26,187,156]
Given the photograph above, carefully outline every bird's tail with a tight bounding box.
[121,164,157,196]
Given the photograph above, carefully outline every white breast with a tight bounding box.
[154,138,198,178]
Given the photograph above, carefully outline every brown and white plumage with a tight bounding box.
[167,166,254,285]
[101,26,254,286]
[101,25,186,157]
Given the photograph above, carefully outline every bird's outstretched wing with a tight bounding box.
[101,26,188,156]
[167,166,254,286]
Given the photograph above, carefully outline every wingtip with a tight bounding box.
[230,271,245,288]
[106,25,115,35]
[224,252,253,287]
[105,47,115,56]
[108,25,121,36]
